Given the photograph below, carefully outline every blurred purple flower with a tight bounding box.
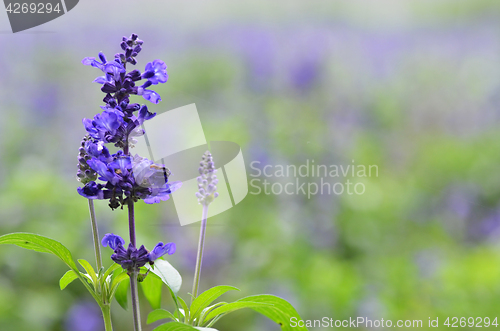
[64,301,103,331]
[289,59,320,92]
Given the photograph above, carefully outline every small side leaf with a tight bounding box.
[147,309,177,324]
[141,272,163,309]
[148,259,182,295]
[59,270,79,290]
[203,301,273,323]
[238,295,308,330]
[103,263,121,280]
[153,322,200,331]
[190,286,239,322]
[114,277,130,310]
[178,296,190,322]
[111,271,129,293]
[78,259,97,286]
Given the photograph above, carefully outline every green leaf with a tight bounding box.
[148,259,182,295]
[0,233,104,306]
[103,263,121,280]
[178,296,190,322]
[0,233,78,270]
[147,309,177,324]
[153,322,200,331]
[114,277,130,310]
[59,270,79,290]
[78,259,97,286]
[111,271,129,293]
[198,302,226,323]
[238,295,308,330]
[141,272,163,309]
[203,301,273,323]
[190,286,239,323]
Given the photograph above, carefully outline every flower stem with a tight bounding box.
[130,270,142,331]
[128,199,136,247]
[88,199,103,271]
[101,304,113,331]
[127,199,141,331]
[191,204,209,302]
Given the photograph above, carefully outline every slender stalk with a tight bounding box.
[128,199,136,247]
[88,199,103,271]
[101,304,113,331]
[191,204,209,302]
[127,199,142,331]
[130,270,142,331]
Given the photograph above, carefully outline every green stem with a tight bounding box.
[191,204,209,303]
[127,200,142,331]
[88,199,103,271]
[130,271,142,331]
[101,304,113,331]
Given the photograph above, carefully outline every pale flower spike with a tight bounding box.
[195,151,219,206]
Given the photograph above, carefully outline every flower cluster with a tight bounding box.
[196,151,219,206]
[102,233,175,272]
[76,34,181,210]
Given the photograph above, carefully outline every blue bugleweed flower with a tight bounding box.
[77,34,181,209]
[101,233,175,272]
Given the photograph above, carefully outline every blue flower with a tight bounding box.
[83,109,124,144]
[142,60,168,85]
[77,181,104,199]
[101,233,125,250]
[149,242,176,261]
[137,83,161,104]
[82,52,108,70]
[112,243,150,271]
[93,61,126,85]
[143,182,182,204]
[88,153,132,187]
[101,232,176,271]
[84,139,112,163]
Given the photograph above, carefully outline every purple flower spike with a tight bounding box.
[101,233,125,250]
[78,34,179,210]
[149,242,176,261]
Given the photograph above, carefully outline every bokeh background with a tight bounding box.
[1,0,500,330]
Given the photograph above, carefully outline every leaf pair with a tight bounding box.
[147,285,308,330]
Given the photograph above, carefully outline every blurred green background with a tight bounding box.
[2,0,500,330]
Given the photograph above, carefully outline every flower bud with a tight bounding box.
[195,151,219,206]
